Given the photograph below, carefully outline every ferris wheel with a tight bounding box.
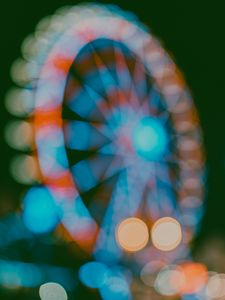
[5,4,205,298]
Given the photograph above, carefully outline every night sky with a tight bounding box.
[1,0,225,250]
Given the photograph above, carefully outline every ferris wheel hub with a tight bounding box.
[132,117,167,160]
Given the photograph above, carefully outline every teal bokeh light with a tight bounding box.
[99,275,131,300]
[22,187,60,234]
[132,117,167,160]
[79,261,110,289]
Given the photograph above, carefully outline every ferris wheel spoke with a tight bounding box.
[87,41,125,109]
[65,79,106,123]
[114,45,140,108]
[139,160,177,223]
[90,122,117,141]
[156,154,180,166]
[147,85,167,114]
[97,142,117,156]
[132,57,150,102]
[71,153,115,194]
[153,162,177,189]
[101,155,127,181]
[71,45,118,116]
[93,170,131,262]
[68,66,114,120]
[157,110,171,125]
[145,182,177,221]
[64,120,111,151]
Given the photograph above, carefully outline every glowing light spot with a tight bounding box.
[140,260,165,287]
[4,88,34,116]
[21,34,37,60]
[178,262,208,295]
[116,217,149,252]
[175,120,195,133]
[0,260,42,289]
[39,282,67,300]
[23,187,60,234]
[132,117,167,160]
[10,155,40,184]
[35,16,52,34]
[10,58,39,85]
[151,217,182,251]
[154,265,185,296]
[79,262,110,288]
[205,273,225,299]
[0,262,22,290]
[5,121,33,150]
[99,276,131,300]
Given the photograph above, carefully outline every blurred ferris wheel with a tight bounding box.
[5,4,206,299]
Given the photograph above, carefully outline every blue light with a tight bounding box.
[132,117,167,160]
[0,259,76,290]
[181,294,201,300]
[22,187,60,234]
[99,275,131,300]
[79,261,110,289]
[0,260,42,288]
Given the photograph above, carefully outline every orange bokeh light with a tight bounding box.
[177,262,208,295]
[116,217,149,252]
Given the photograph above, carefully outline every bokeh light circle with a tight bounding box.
[10,155,40,185]
[39,282,67,300]
[140,260,165,287]
[79,261,110,288]
[205,273,225,299]
[23,187,60,234]
[154,265,185,296]
[4,121,33,151]
[178,262,208,295]
[151,217,182,251]
[116,217,149,252]
[99,275,131,300]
